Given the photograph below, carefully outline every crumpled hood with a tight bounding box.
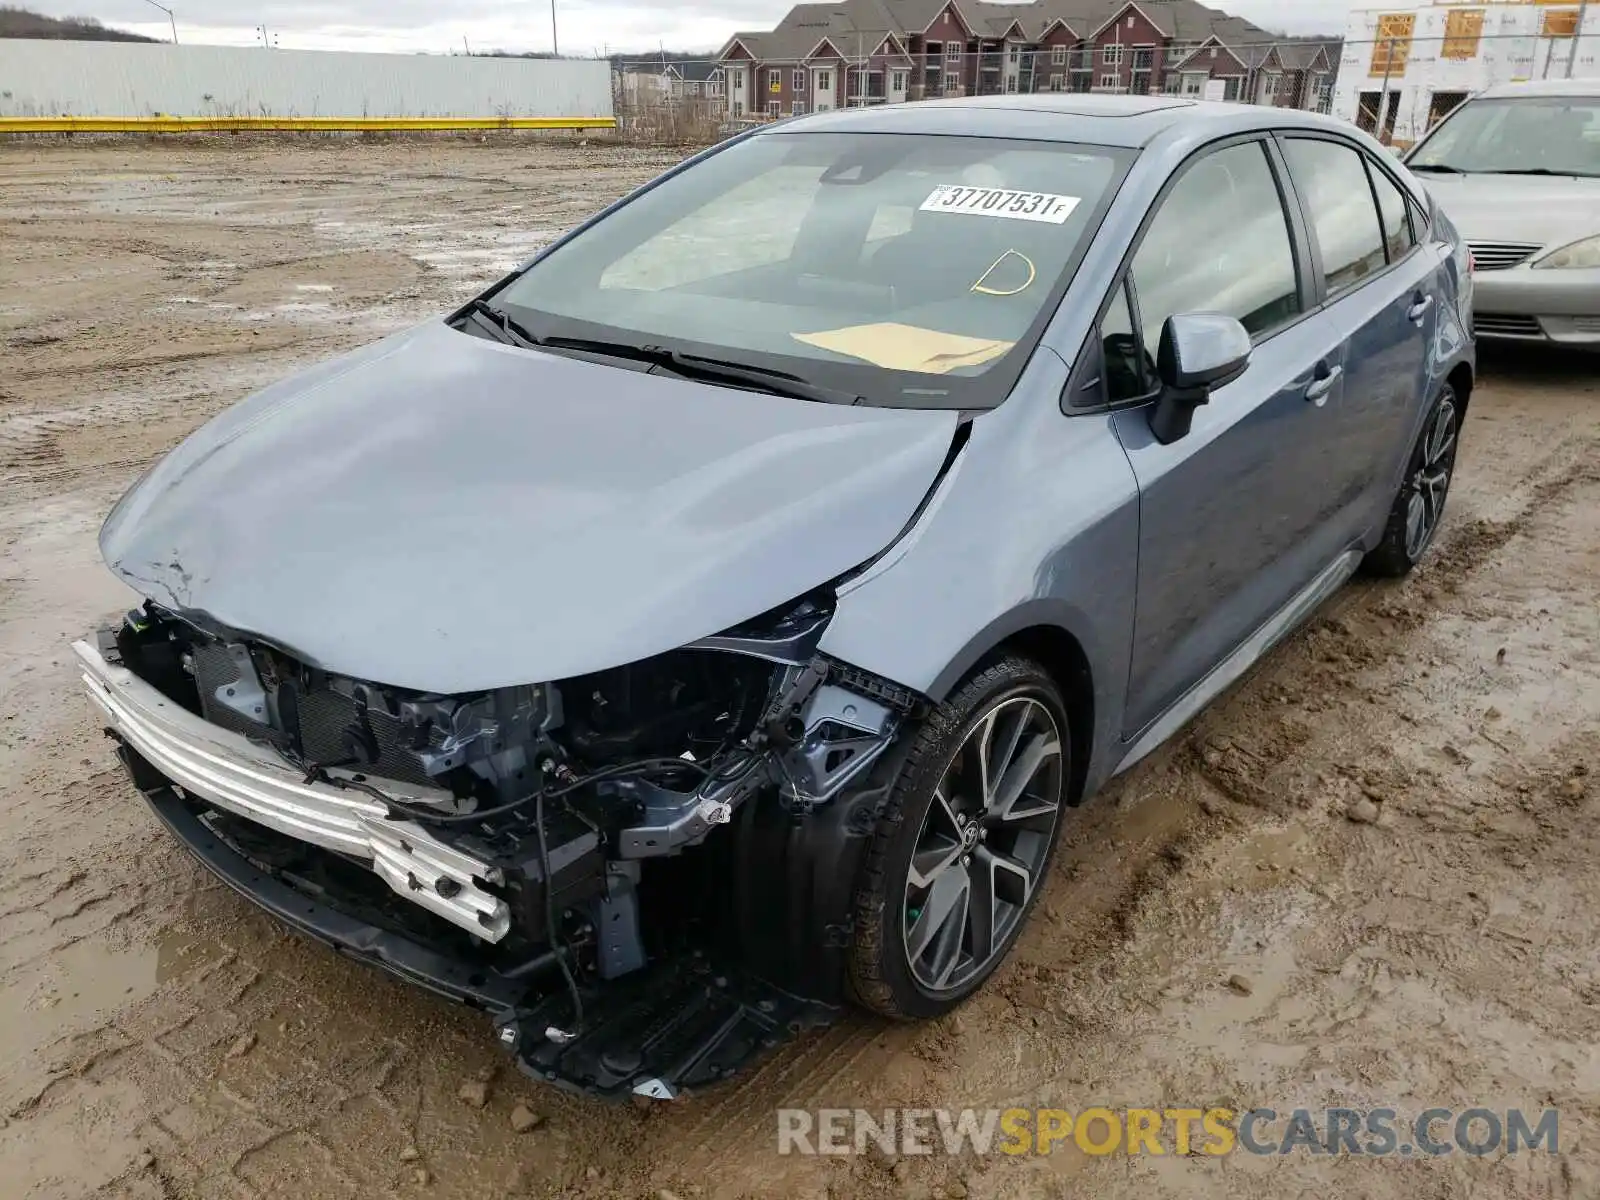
[101,319,958,692]
[1416,173,1600,248]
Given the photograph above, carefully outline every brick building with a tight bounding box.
[718,0,1340,118]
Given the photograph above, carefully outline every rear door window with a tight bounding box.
[1366,161,1417,263]
[1281,138,1388,298]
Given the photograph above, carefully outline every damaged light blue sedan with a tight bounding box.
[76,95,1474,1099]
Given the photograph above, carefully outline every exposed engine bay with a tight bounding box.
[95,594,922,1097]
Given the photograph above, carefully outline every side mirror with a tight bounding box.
[1148,313,1251,445]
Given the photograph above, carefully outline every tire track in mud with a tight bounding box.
[7,338,315,385]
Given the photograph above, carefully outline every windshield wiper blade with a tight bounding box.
[1409,163,1468,174]
[462,298,540,348]
[536,335,864,405]
[1489,167,1599,178]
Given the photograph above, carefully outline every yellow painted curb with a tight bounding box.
[0,115,616,133]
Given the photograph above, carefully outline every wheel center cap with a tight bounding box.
[961,822,982,851]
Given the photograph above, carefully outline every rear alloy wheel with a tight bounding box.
[848,657,1069,1018]
[1365,383,1461,578]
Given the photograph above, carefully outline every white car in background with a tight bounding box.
[1405,79,1600,348]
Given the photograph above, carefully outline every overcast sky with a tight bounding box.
[33,0,1354,57]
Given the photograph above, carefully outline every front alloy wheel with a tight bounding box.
[903,696,1063,992]
[848,657,1071,1018]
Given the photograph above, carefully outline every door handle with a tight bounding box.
[1305,363,1343,404]
[1408,294,1434,322]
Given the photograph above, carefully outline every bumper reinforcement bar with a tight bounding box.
[74,635,510,941]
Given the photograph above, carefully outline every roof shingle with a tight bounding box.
[720,0,1302,67]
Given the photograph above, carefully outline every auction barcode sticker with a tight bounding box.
[919,185,1081,224]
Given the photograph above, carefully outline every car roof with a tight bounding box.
[1477,78,1600,100]
[766,93,1362,149]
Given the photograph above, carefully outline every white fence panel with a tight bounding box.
[0,41,612,119]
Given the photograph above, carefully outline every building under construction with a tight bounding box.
[1332,0,1598,144]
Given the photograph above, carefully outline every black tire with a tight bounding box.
[1363,383,1462,578]
[846,655,1071,1019]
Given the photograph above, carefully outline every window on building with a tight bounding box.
[733,100,744,115]
[1049,72,1065,91]
[1005,75,1017,92]
[817,70,832,90]
[1282,138,1388,297]
[1103,43,1123,65]
[793,68,806,91]
[768,68,782,93]
[1100,73,1119,88]
[792,101,806,115]
[1543,8,1580,36]
[1131,140,1302,348]
[767,100,781,115]
[1133,46,1153,70]
[1051,44,1067,65]
[891,70,907,92]
[1442,8,1485,59]
[947,41,963,62]
[1009,45,1019,62]
[1369,13,1416,76]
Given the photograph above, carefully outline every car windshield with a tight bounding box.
[490,131,1132,408]
[1409,96,1600,177]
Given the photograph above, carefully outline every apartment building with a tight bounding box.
[718,0,1340,117]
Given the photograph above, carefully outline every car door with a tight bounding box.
[1103,137,1352,738]
[1277,135,1439,542]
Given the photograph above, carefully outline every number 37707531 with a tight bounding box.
[919,185,1082,224]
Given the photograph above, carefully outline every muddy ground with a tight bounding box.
[1,141,1597,1200]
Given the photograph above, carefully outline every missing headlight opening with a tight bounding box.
[90,591,916,1097]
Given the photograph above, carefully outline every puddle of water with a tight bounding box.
[234,301,338,324]
[0,929,224,1062]
[317,218,557,282]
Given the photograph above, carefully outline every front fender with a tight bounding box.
[818,347,1140,800]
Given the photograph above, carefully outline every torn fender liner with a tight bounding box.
[99,319,960,693]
